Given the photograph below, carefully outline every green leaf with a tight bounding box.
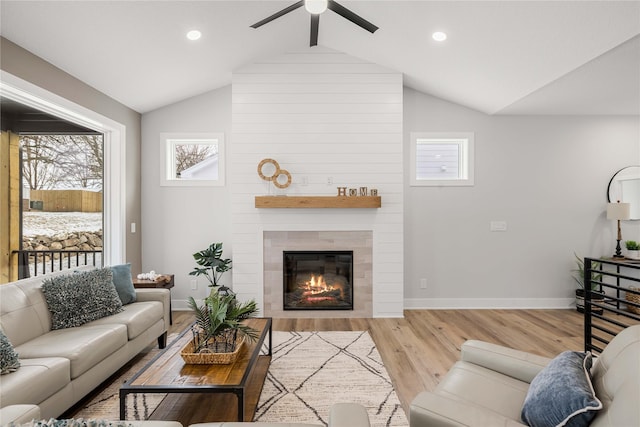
[188,292,259,353]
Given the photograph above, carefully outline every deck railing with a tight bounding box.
[13,249,102,279]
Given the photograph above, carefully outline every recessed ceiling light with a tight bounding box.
[186,30,202,41]
[432,31,447,42]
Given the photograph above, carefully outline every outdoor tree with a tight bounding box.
[175,143,217,177]
[20,135,61,190]
[20,134,103,190]
[49,135,103,189]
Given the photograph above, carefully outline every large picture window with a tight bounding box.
[410,132,474,186]
[160,133,225,186]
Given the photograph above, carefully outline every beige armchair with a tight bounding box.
[410,324,640,427]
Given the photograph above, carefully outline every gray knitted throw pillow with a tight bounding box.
[0,330,20,374]
[42,268,123,330]
[9,419,132,427]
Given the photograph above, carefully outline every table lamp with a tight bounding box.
[607,201,631,258]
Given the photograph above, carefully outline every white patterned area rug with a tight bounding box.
[256,331,408,427]
[67,336,176,421]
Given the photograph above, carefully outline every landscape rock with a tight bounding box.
[23,231,103,255]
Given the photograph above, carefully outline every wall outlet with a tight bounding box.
[490,221,508,231]
[190,279,197,290]
[327,176,333,185]
[420,278,427,289]
[301,176,309,186]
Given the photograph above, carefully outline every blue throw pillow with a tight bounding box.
[521,351,602,427]
[110,263,137,305]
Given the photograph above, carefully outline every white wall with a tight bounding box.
[403,87,640,308]
[141,86,233,307]
[230,48,404,317]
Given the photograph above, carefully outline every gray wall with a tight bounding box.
[141,85,232,307]
[0,37,143,272]
[403,86,640,307]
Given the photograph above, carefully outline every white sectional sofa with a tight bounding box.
[0,267,170,420]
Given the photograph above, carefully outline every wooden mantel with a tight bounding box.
[255,195,381,209]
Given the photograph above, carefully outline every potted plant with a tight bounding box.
[183,292,259,364]
[572,253,604,314]
[625,240,640,260]
[189,242,233,294]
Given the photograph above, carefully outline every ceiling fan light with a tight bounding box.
[305,0,328,15]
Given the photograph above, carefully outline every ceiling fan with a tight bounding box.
[251,0,379,47]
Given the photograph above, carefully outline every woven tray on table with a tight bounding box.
[626,287,640,315]
[180,336,245,365]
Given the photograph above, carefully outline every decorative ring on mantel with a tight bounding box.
[273,170,292,189]
[258,158,280,181]
[258,158,292,189]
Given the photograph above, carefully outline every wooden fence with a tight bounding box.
[29,189,102,212]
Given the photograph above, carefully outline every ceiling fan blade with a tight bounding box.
[327,0,378,33]
[250,0,304,28]
[310,14,320,46]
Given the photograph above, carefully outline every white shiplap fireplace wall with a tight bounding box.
[230,47,404,318]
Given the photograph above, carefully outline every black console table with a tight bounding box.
[583,257,640,353]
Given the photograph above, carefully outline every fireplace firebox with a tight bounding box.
[283,251,353,310]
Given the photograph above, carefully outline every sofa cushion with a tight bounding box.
[42,268,123,330]
[110,263,137,305]
[0,357,70,407]
[0,273,63,347]
[86,301,163,340]
[14,324,127,379]
[521,351,602,427]
[434,360,530,421]
[1,330,20,374]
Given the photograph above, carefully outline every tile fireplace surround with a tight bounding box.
[263,230,373,318]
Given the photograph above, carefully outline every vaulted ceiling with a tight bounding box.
[1,1,639,115]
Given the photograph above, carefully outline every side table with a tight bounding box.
[132,274,174,324]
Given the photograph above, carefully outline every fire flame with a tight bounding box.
[303,274,334,294]
[298,274,346,304]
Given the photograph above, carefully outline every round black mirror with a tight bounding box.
[608,165,640,220]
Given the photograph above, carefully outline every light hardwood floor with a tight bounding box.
[169,309,585,417]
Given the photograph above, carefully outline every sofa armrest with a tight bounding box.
[135,288,171,332]
[0,404,41,425]
[410,392,527,427]
[461,340,551,383]
[328,403,370,427]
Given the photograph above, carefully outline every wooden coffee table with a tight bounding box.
[119,317,272,422]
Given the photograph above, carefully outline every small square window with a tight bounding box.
[410,132,474,186]
[160,133,225,186]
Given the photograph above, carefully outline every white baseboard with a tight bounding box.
[404,297,576,310]
[173,298,577,314]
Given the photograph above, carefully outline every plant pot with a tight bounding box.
[575,289,604,314]
[181,335,245,365]
[626,250,640,260]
